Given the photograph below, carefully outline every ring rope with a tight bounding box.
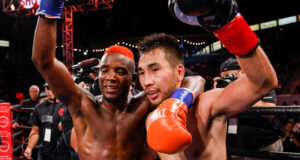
[228,148,300,160]
[236,106,300,115]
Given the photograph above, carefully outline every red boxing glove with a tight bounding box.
[147,88,194,154]
[213,13,259,56]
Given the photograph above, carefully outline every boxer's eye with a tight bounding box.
[117,71,125,75]
[100,68,108,73]
[138,71,144,75]
[116,68,127,76]
[152,68,158,72]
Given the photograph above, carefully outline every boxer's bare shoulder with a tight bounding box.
[195,88,223,116]
[72,90,152,160]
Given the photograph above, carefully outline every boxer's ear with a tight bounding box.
[176,64,185,83]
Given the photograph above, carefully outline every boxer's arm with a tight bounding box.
[169,0,277,118]
[70,128,78,152]
[32,17,82,115]
[211,47,278,118]
[181,76,205,99]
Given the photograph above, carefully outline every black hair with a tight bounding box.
[138,33,183,67]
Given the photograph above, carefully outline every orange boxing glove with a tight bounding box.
[146,88,194,154]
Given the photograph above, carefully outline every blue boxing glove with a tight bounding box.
[36,0,64,19]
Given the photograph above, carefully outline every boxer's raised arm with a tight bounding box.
[32,8,81,114]
[212,47,277,117]
[169,0,277,118]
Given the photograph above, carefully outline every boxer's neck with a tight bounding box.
[101,97,129,114]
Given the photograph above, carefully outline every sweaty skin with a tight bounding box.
[32,17,155,160]
[32,17,204,160]
[73,92,152,160]
[75,53,152,159]
[139,47,277,160]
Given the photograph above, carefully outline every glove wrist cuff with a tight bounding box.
[169,88,194,109]
[213,13,259,55]
[36,12,62,19]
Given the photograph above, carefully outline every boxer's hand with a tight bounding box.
[169,0,259,56]
[147,88,194,154]
[36,0,64,19]
[24,148,32,159]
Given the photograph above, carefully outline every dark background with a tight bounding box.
[0,0,300,103]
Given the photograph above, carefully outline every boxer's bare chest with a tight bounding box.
[77,100,149,160]
[83,103,147,140]
[183,102,228,160]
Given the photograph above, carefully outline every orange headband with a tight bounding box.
[104,45,135,62]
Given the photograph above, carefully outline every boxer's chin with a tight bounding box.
[148,96,165,107]
[103,95,121,103]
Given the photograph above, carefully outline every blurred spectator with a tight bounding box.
[293,122,300,135]
[89,71,99,80]
[12,85,40,129]
[281,119,300,152]
[24,83,64,160]
[39,90,48,103]
[22,85,40,108]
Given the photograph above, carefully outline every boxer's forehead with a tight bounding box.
[100,53,131,69]
[138,48,169,70]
